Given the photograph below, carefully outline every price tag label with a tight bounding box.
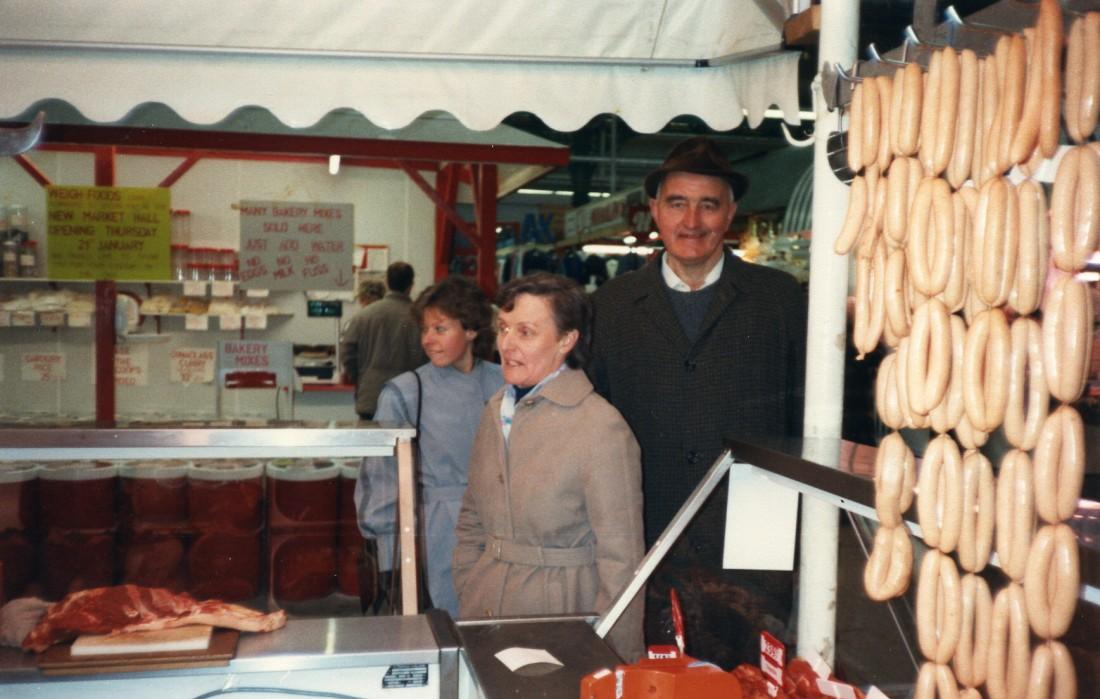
[244,313,268,330]
[0,311,11,327]
[67,311,92,327]
[11,311,35,327]
[760,632,786,697]
[245,288,270,298]
[816,678,859,699]
[39,311,65,327]
[218,314,242,330]
[182,280,207,297]
[185,314,209,331]
[211,280,235,297]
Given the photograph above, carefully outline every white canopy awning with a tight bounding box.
[0,0,801,133]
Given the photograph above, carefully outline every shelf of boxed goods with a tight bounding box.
[721,436,1100,606]
[0,277,292,329]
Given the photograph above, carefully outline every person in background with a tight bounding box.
[341,262,426,420]
[453,272,644,661]
[357,275,502,616]
[588,136,807,668]
[355,279,386,310]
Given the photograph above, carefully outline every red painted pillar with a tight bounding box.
[472,164,498,298]
[432,164,461,283]
[93,147,117,426]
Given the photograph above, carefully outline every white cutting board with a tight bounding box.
[71,625,213,656]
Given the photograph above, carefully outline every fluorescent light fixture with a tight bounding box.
[328,154,341,175]
[516,188,611,198]
[582,244,656,255]
[748,107,817,122]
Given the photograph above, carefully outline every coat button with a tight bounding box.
[484,608,494,617]
[683,359,696,372]
[497,474,504,484]
[687,450,699,465]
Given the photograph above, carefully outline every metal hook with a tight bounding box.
[866,44,909,66]
[781,121,814,148]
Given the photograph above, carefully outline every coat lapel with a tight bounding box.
[633,263,693,353]
[692,251,743,351]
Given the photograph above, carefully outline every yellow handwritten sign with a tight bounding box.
[46,186,171,280]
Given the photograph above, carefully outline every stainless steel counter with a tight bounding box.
[0,614,460,698]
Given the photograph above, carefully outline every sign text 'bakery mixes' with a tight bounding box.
[238,201,354,291]
[46,186,171,281]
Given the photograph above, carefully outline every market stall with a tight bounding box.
[2,0,1097,697]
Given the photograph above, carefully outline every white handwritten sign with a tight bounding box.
[170,347,215,384]
[238,200,354,291]
[114,345,149,387]
[22,352,66,381]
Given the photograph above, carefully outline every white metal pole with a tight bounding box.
[798,0,859,666]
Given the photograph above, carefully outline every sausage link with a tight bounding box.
[934,47,961,177]
[996,35,1027,175]
[1041,273,1095,403]
[900,62,925,157]
[1027,641,1076,699]
[1004,316,1049,451]
[921,51,944,176]
[1066,16,1086,143]
[863,72,881,171]
[1024,523,1080,639]
[1038,0,1064,158]
[853,234,887,359]
[1050,147,1081,272]
[876,75,895,173]
[995,449,1036,582]
[875,431,915,526]
[1080,12,1100,141]
[916,549,962,663]
[948,49,980,189]
[986,583,1030,699]
[954,411,989,451]
[908,298,953,416]
[1008,179,1049,316]
[962,308,1010,433]
[848,81,864,174]
[1009,28,1043,165]
[930,314,967,434]
[863,524,913,601]
[836,174,869,256]
[1070,144,1100,272]
[1033,405,1086,524]
[953,573,992,687]
[938,190,970,313]
[918,433,964,552]
[957,450,994,573]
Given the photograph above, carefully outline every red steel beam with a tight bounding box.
[471,164,499,297]
[158,154,201,188]
[397,160,475,241]
[39,143,437,172]
[433,164,462,283]
[93,147,117,425]
[12,155,52,187]
[13,122,570,167]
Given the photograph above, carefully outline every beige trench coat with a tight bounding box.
[453,368,645,660]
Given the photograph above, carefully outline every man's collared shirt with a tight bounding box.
[660,251,725,292]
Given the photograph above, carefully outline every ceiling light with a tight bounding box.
[582,244,656,255]
[622,235,638,245]
[648,231,659,240]
[328,154,341,175]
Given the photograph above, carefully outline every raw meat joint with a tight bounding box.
[22,584,286,652]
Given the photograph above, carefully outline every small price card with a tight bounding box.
[760,632,785,697]
[185,314,209,331]
[0,311,11,327]
[39,311,65,327]
[182,280,207,297]
[218,314,242,330]
[11,311,35,327]
[244,313,267,330]
[68,311,92,327]
[245,288,269,298]
[211,280,235,297]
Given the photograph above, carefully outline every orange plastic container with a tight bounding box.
[580,646,744,699]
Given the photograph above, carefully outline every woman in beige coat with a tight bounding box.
[453,272,645,661]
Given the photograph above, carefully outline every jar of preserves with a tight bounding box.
[170,209,192,247]
[2,239,18,277]
[18,240,37,277]
[267,459,339,602]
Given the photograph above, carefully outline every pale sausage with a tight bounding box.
[957,449,994,573]
[1033,405,1086,524]
[1003,316,1049,451]
[995,449,1035,582]
[954,573,992,687]
[917,433,964,553]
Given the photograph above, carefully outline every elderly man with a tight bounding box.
[588,136,807,668]
[341,262,426,420]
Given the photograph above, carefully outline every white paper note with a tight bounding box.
[494,647,563,672]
